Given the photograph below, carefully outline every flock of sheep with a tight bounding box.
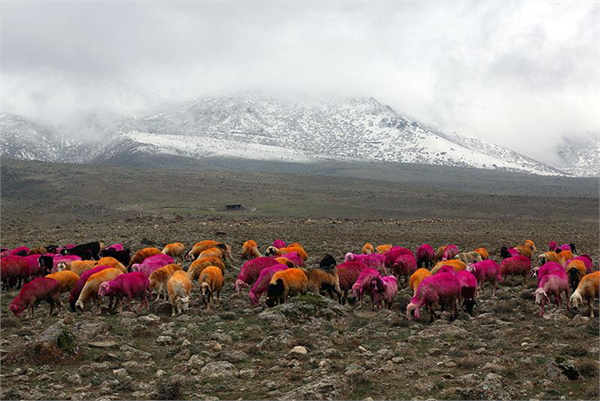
[1,238,599,323]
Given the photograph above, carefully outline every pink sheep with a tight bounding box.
[548,241,558,252]
[248,264,288,304]
[370,275,398,310]
[391,254,417,285]
[533,262,566,284]
[235,257,280,292]
[69,265,113,311]
[455,270,478,315]
[416,244,435,268]
[98,272,150,314]
[350,268,381,308]
[106,243,124,251]
[435,265,455,275]
[406,272,461,322]
[466,259,502,296]
[9,277,62,318]
[442,244,460,261]
[272,240,287,249]
[383,246,413,270]
[1,255,30,289]
[130,254,174,277]
[344,252,387,274]
[23,255,43,279]
[281,252,304,267]
[9,246,30,256]
[566,256,594,274]
[500,255,531,286]
[535,273,570,316]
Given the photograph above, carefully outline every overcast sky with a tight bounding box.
[2,1,598,165]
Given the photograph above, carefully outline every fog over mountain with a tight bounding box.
[1,1,598,167]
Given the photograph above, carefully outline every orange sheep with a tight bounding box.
[275,257,295,268]
[538,251,560,265]
[95,257,127,272]
[149,264,183,301]
[431,260,467,274]
[435,246,447,261]
[524,239,537,252]
[46,270,80,293]
[199,247,227,260]
[376,244,393,254]
[558,250,575,266]
[514,243,535,260]
[473,248,489,260]
[570,271,599,318]
[188,257,226,280]
[75,268,124,314]
[129,247,162,267]
[409,268,432,295]
[61,260,96,276]
[241,240,261,260]
[362,243,375,254]
[265,268,309,307]
[198,266,224,310]
[162,243,185,264]
[167,271,192,316]
[265,246,308,261]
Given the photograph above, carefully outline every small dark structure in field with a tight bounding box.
[225,204,243,211]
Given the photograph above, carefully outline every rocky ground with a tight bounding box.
[1,216,599,400]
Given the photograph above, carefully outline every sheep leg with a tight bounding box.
[588,298,594,318]
[216,291,220,308]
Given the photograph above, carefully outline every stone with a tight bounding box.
[156,336,173,345]
[88,341,118,349]
[290,346,308,355]
[201,361,238,378]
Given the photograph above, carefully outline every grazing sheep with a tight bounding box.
[570,272,599,317]
[362,243,375,254]
[370,275,398,310]
[199,266,224,310]
[167,271,192,316]
[162,243,185,264]
[60,260,96,276]
[75,268,124,314]
[235,257,281,292]
[51,255,82,273]
[455,270,478,315]
[199,247,227,261]
[532,262,566,284]
[345,252,387,274]
[23,254,43,280]
[98,272,150,314]
[455,251,482,265]
[565,259,588,292]
[242,240,261,260]
[416,244,435,268]
[406,272,461,323]
[566,255,594,274]
[336,261,368,304]
[442,245,460,261]
[29,247,47,255]
[535,273,570,317]
[500,255,531,286]
[306,267,342,301]
[349,268,381,309]
[248,264,289,304]
[514,243,535,260]
[383,247,413,270]
[129,247,162,267]
[62,241,105,260]
[95,257,127,272]
[409,268,432,295]
[265,268,309,307]
[187,240,221,260]
[99,248,131,267]
[500,247,520,259]
[280,252,305,267]
[106,243,124,251]
[272,239,287,249]
[473,248,490,260]
[431,260,467,274]
[9,277,62,318]
[466,259,502,296]
[149,264,183,301]
[538,252,560,266]
[1,255,29,289]
[131,254,174,277]
[376,244,393,254]
[9,246,30,256]
[557,250,575,266]
[524,239,537,252]
[319,254,337,270]
[188,257,226,280]
[68,265,113,311]
[265,246,308,261]
[391,254,417,286]
[548,241,558,252]
[275,257,295,268]
[45,270,79,293]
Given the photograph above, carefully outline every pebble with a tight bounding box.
[290,346,308,355]
[156,336,173,345]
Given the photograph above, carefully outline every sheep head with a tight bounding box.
[234,279,248,293]
[265,246,278,256]
[344,252,355,262]
[98,282,111,298]
[178,296,190,311]
[406,302,419,319]
[534,288,548,305]
[570,292,583,309]
[200,282,212,304]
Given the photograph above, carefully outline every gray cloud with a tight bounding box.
[1,1,598,165]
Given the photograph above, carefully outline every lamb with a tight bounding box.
[442,245,460,261]
[235,257,280,292]
[306,267,342,301]
[349,268,381,308]
[376,244,392,254]
[248,264,289,304]
[162,243,185,264]
[188,257,226,281]
[569,272,599,317]
[391,254,417,286]
[69,265,113,311]
[565,259,588,292]
[265,246,308,261]
[370,275,398,310]
[272,239,287,249]
[45,270,80,293]
[473,248,490,260]
[455,270,478,315]
[406,272,461,322]
[345,252,387,274]
[416,244,435,268]
[241,240,261,259]
[409,268,432,295]
[9,277,62,318]
[167,271,192,316]
[129,247,162,267]
[75,268,124,314]
[538,252,560,265]
[336,261,368,304]
[98,248,131,267]
[431,260,467,274]
[265,268,309,307]
[455,251,482,265]
[467,259,502,296]
[199,266,224,310]
[149,264,183,300]
[535,273,570,316]
[362,243,375,254]
[98,272,150,314]
[130,254,174,277]
[500,255,531,286]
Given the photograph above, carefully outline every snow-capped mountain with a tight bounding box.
[0,112,63,162]
[556,134,600,177]
[0,94,589,176]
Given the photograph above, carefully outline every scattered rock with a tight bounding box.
[201,361,238,378]
[88,341,117,349]
[290,346,308,355]
[156,336,173,345]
